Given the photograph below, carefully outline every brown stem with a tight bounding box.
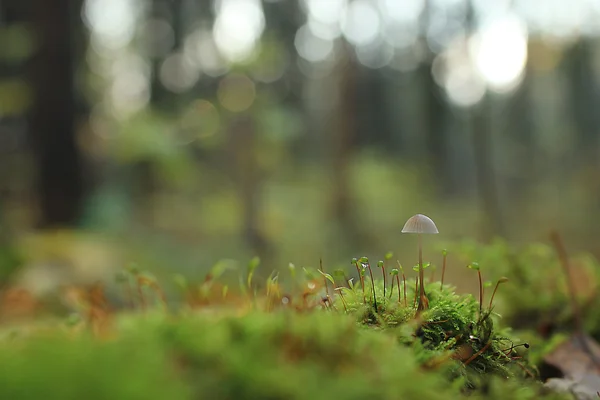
[336,288,348,312]
[367,263,378,311]
[382,264,386,298]
[414,276,419,309]
[464,341,492,366]
[402,273,407,307]
[478,270,483,315]
[320,258,329,297]
[389,274,395,299]
[488,281,502,310]
[354,261,366,303]
[441,252,447,289]
[550,231,583,333]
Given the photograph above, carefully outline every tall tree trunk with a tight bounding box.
[470,97,504,240]
[29,0,84,227]
[564,39,600,235]
[421,0,451,195]
[330,46,364,246]
[227,115,271,264]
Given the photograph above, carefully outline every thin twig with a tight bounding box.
[441,251,447,289]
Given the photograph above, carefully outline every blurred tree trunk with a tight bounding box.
[226,115,271,264]
[564,38,600,234]
[470,98,504,240]
[28,0,84,227]
[422,63,452,193]
[421,0,452,195]
[505,62,536,198]
[565,39,599,167]
[330,47,364,246]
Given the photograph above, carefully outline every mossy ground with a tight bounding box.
[0,257,574,400]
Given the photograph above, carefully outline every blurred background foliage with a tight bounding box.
[1,0,600,293]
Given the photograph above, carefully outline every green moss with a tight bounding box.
[0,248,577,400]
[333,278,536,391]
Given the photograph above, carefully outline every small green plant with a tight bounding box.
[440,249,448,289]
[467,262,484,314]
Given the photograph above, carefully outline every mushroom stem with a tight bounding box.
[417,233,427,312]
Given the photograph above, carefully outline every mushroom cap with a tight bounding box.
[401,214,439,234]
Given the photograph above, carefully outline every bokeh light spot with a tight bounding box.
[471,15,528,92]
[183,28,228,77]
[295,25,334,63]
[304,0,346,25]
[340,0,381,47]
[213,0,265,63]
[177,100,221,144]
[217,73,256,112]
[159,52,201,93]
[83,0,136,50]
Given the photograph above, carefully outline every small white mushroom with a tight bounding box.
[401,214,439,234]
[402,214,439,312]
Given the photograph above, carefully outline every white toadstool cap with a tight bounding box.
[401,214,439,234]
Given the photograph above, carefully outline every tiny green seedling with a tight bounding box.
[247,257,260,291]
[390,268,399,303]
[402,214,439,313]
[334,287,348,312]
[377,260,386,298]
[319,258,331,297]
[396,261,407,307]
[317,267,335,306]
[352,257,367,303]
[440,249,448,289]
[467,262,483,314]
[489,277,509,310]
[360,257,378,311]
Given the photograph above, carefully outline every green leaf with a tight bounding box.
[318,269,335,286]
[358,256,369,264]
[351,258,358,264]
[247,256,260,289]
[376,260,384,268]
[442,249,448,256]
[302,267,316,280]
[384,252,393,260]
[412,262,431,272]
[390,268,399,276]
